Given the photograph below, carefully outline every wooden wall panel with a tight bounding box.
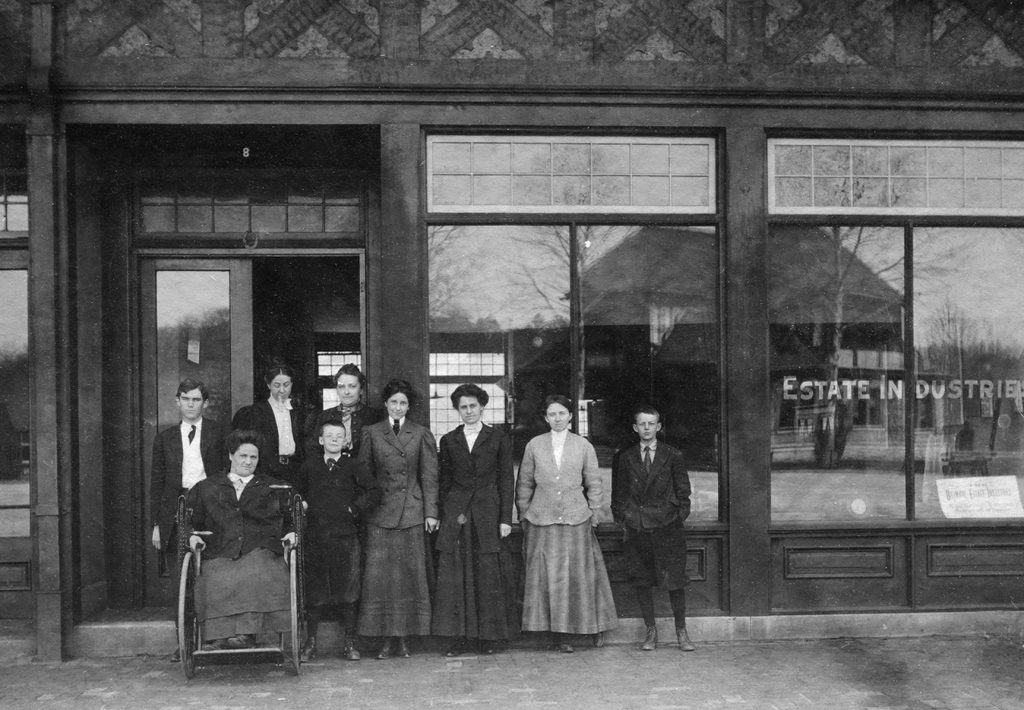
[771,537,909,612]
[603,533,725,615]
[916,535,1024,609]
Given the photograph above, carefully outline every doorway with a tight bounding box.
[139,254,363,606]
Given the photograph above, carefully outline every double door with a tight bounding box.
[139,255,363,605]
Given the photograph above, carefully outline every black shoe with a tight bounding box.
[342,635,361,661]
[555,642,574,654]
[477,640,498,655]
[640,626,658,651]
[445,638,469,657]
[593,631,605,648]
[376,638,394,660]
[201,638,229,651]
[224,634,255,650]
[300,635,317,662]
[676,628,695,652]
[395,637,411,658]
[169,648,181,663]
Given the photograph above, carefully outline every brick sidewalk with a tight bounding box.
[2,635,1024,710]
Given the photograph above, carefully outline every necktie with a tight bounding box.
[326,458,337,471]
[643,446,652,473]
[188,425,196,444]
[393,419,401,436]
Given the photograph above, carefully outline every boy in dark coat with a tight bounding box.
[611,405,695,652]
[297,419,382,661]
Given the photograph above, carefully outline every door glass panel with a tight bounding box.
[428,224,571,477]
[769,226,907,521]
[579,226,721,522]
[914,228,1024,519]
[156,271,232,429]
[0,270,29,536]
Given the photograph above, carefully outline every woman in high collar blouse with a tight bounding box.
[516,394,617,653]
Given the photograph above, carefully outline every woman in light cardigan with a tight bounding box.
[516,394,617,653]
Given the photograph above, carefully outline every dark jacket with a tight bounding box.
[231,400,305,483]
[150,417,225,549]
[611,441,691,531]
[302,405,385,461]
[185,473,294,560]
[436,424,514,554]
[299,455,383,538]
[359,418,439,530]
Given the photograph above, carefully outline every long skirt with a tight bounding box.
[357,524,431,636]
[622,523,689,590]
[432,520,515,641]
[521,520,618,634]
[196,547,291,641]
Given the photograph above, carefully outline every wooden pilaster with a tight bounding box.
[27,0,72,661]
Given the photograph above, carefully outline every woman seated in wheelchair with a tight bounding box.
[186,428,297,651]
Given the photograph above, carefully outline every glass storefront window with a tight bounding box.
[428,224,571,456]
[0,269,29,537]
[769,226,906,521]
[579,225,720,521]
[914,228,1024,520]
[155,271,232,427]
[428,224,721,523]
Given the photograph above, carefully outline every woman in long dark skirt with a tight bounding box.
[356,379,439,659]
[432,384,515,655]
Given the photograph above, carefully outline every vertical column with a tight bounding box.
[27,0,72,661]
[724,125,771,616]
[373,124,428,419]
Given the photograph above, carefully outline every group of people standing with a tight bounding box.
[150,361,696,661]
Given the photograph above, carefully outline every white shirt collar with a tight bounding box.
[464,422,483,434]
[268,397,292,411]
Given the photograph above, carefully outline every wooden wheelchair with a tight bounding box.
[175,491,306,678]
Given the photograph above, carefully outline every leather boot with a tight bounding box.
[342,632,361,661]
[300,635,317,662]
[640,625,658,651]
[376,637,394,660]
[676,627,695,652]
[395,636,412,658]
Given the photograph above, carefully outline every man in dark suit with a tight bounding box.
[150,378,225,557]
[611,405,694,652]
[150,377,225,663]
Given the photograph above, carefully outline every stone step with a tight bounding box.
[64,609,1024,658]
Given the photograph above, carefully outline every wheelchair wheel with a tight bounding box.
[177,550,198,679]
[287,547,301,675]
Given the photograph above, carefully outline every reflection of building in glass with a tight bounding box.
[580,226,719,468]
[769,226,905,469]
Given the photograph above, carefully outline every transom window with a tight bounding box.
[137,171,363,237]
[770,139,1024,216]
[0,170,28,234]
[428,135,715,214]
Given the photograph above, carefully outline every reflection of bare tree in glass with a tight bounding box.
[0,350,28,480]
[156,307,231,423]
[772,226,903,467]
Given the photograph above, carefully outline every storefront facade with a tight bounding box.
[3,1,1024,660]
